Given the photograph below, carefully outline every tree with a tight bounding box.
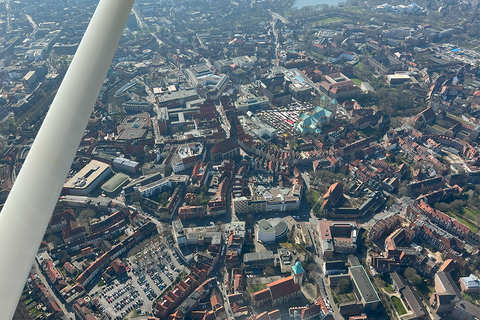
[158,190,172,205]
[47,235,61,246]
[79,209,95,227]
[307,263,316,273]
[398,187,408,197]
[335,279,351,294]
[264,267,275,276]
[243,290,251,304]
[374,277,386,290]
[186,184,197,194]
[404,267,422,286]
[129,191,142,203]
[57,251,71,264]
[164,166,173,177]
[287,228,295,243]
[450,199,465,215]
[434,202,451,213]
[191,193,207,206]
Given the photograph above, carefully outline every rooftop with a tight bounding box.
[244,251,274,263]
[117,112,150,141]
[461,274,480,290]
[64,160,111,190]
[349,266,380,304]
[292,261,304,275]
[101,173,129,193]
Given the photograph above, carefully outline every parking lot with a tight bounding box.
[91,237,186,319]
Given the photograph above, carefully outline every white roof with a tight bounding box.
[461,274,480,289]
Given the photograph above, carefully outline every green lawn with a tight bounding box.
[384,284,394,292]
[307,189,320,205]
[417,282,436,299]
[353,63,366,72]
[313,202,322,215]
[30,308,41,317]
[392,296,407,315]
[311,17,343,26]
[445,211,478,233]
[462,208,480,221]
[346,7,364,13]
[247,283,267,293]
[351,78,362,86]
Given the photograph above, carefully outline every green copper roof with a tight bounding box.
[292,261,304,275]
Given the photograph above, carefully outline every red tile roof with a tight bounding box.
[266,276,300,301]
[268,309,281,320]
[322,182,343,205]
[252,288,270,301]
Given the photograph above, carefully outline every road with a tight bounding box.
[5,0,12,32]
[215,102,231,139]
[25,13,36,30]
[217,274,234,320]
[131,5,164,47]
[33,260,76,319]
[303,173,344,320]
[307,214,344,320]
[268,9,289,24]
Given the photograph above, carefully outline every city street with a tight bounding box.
[32,261,75,319]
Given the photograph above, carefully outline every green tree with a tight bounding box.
[158,190,172,205]
[404,267,422,286]
[47,235,61,246]
[57,251,71,264]
[187,184,197,194]
[164,166,173,177]
[79,209,95,226]
[398,187,408,197]
[450,199,465,215]
[243,290,251,304]
[129,191,142,203]
[264,267,275,276]
[434,202,451,213]
[335,279,351,294]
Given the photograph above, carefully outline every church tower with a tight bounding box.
[291,261,304,285]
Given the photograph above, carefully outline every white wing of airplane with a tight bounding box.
[0,0,135,318]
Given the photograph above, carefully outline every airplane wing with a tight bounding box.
[0,0,135,318]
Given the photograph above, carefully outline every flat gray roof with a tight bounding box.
[349,266,380,304]
[244,251,274,263]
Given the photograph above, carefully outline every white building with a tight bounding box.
[134,175,188,197]
[170,142,205,173]
[63,160,112,196]
[172,220,187,247]
[113,157,139,173]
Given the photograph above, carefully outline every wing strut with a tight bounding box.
[0,0,135,318]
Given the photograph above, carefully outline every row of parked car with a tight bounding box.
[137,274,157,300]
[92,297,111,319]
